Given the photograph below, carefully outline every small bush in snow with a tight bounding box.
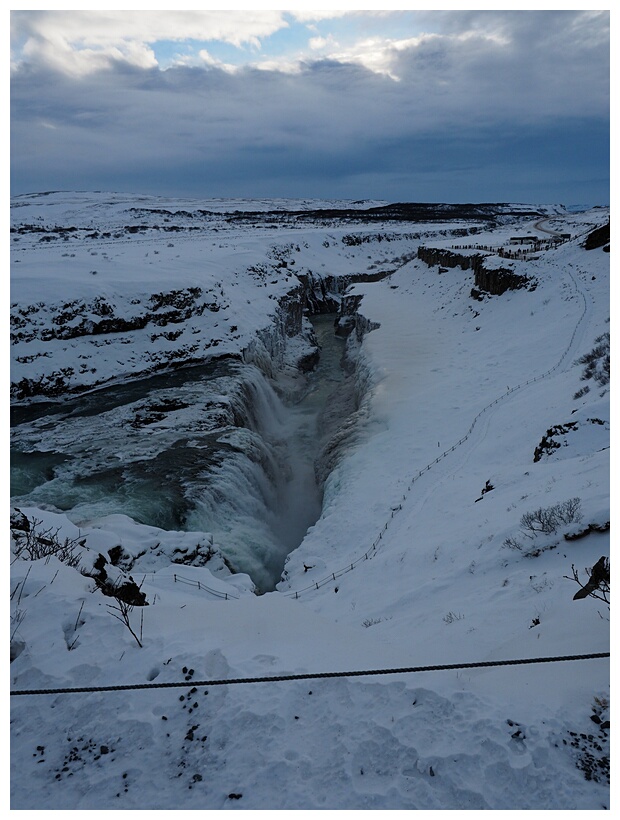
[11,516,83,568]
[503,536,526,551]
[573,385,590,399]
[503,498,582,556]
[107,588,145,648]
[520,498,582,535]
[576,332,610,387]
[443,611,465,624]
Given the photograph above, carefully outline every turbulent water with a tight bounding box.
[10,315,354,592]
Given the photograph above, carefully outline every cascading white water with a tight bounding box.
[183,314,351,590]
[10,314,355,592]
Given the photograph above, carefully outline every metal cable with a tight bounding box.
[10,652,609,696]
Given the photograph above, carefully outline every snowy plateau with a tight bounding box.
[9,192,610,811]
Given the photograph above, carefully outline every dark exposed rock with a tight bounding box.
[474,265,536,296]
[533,422,579,462]
[149,288,202,312]
[583,221,610,251]
[417,246,485,273]
[297,272,340,314]
[130,398,191,427]
[10,508,31,534]
[297,348,321,372]
[564,521,610,541]
[417,246,536,295]
[81,553,148,606]
[334,315,357,338]
[11,288,208,345]
[13,368,75,400]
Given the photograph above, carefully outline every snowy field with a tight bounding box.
[10,193,610,810]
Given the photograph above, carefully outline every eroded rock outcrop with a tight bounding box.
[417,246,536,296]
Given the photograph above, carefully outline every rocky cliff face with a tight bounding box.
[243,272,383,383]
[417,245,536,297]
[417,246,485,274]
[10,265,385,404]
[472,265,536,296]
[583,221,610,252]
[242,273,382,491]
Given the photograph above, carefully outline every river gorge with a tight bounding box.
[11,313,365,592]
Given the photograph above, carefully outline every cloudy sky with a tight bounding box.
[10,8,610,205]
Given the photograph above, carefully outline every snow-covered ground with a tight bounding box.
[10,194,610,810]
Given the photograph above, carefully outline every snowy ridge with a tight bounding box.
[10,195,609,810]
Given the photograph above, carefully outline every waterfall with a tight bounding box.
[11,314,364,593]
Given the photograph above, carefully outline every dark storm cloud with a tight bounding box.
[10,10,609,203]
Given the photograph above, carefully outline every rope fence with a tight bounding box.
[170,573,239,600]
[10,651,609,697]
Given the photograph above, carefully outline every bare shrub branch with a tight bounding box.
[105,578,147,647]
[519,498,582,536]
[107,596,143,648]
[576,332,610,386]
[565,557,610,607]
[504,499,583,557]
[12,516,83,568]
